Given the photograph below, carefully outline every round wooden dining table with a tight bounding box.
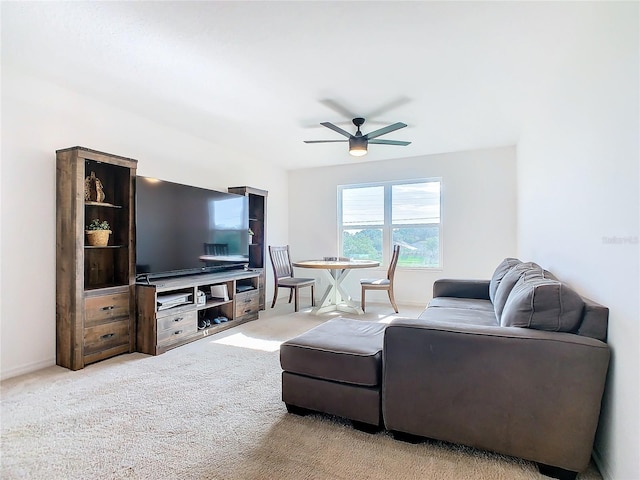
[291,259,380,315]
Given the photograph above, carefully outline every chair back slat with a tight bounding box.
[360,244,401,314]
[387,245,401,281]
[204,243,229,255]
[269,245,294,280]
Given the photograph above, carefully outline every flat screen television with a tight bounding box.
[136,176,249,279]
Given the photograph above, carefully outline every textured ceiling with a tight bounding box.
[2,1,601,169]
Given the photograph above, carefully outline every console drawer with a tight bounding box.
[157,310,197,346]
[85,293,130,327]
[157,309,196,331]
[235,290,259,318]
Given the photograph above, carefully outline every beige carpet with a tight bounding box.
[1,303,603,480]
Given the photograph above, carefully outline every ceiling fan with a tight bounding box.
[304,117,411,157]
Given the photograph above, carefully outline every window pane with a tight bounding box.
[342,186,384,226]
[393,226,440,268]
[340,180,441,269]
[342,228,383,261]
[392,182,440,225]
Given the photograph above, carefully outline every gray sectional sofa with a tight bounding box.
[383,258,610,480]
[280,258,610,480]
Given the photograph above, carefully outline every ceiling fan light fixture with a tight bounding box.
[306,116,409,157]
[349,137,368,157]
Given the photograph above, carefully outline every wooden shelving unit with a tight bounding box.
[56,146,137,370]
[228,186,268,310]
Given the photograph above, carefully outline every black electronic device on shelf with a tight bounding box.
[236,284,255,293]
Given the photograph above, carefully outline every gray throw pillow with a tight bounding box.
[489,258,521,304]
[501,277,584,332]
[493,262,542,321]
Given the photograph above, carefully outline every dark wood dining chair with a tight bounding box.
[203,243,229,255]
[268,245,316,312]
[360,245,401,313]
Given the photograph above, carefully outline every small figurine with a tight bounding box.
[84,171,105,203]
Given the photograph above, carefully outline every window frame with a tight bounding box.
[337,178,443,269]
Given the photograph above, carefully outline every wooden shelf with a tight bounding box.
[85,201,122,208]
[84,282,130,291]
[199,298,232,309]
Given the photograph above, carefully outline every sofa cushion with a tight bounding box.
[493,262,543,321]
[501,277,585,332]
[429,297,495,312]
[489,258,521,304]
[418,304,498,327]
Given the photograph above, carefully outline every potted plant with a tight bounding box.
[248,227,255,245]
[86,219,111,246]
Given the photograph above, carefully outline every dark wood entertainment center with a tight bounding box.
[136,269,262,355]
[55,146,267,369]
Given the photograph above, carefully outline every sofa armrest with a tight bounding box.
[382,319,610,473]
[433,279,490,300]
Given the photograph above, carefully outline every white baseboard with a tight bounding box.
[1,357,55,381]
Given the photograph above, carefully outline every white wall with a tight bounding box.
[0,65,289,379]
[288,146,517,306]
[517,4,639,479]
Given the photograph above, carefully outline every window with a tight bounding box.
[339,179,441,268]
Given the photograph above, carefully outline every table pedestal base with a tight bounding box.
[311,268,364,315]
[291,259,379,315]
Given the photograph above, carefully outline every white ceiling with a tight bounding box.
[2,1,596,169]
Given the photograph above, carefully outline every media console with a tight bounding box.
[136,269,262,355]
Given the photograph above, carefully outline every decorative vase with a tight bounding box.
[86,230,111,247]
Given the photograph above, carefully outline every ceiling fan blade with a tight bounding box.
[319,99,358,119]
[320,122,353,138]
[303,140,348,143]
[364,96,411,119]
[368,139,411,146]
[365,122,408,140]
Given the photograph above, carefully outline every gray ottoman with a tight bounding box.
[280,318,386,429]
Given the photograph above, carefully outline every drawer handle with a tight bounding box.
[174,330,183,335]
[101,305,115,311]
[173,317,184,322]
[100,333,115,340]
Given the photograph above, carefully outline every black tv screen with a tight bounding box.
[136,176,249,278]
